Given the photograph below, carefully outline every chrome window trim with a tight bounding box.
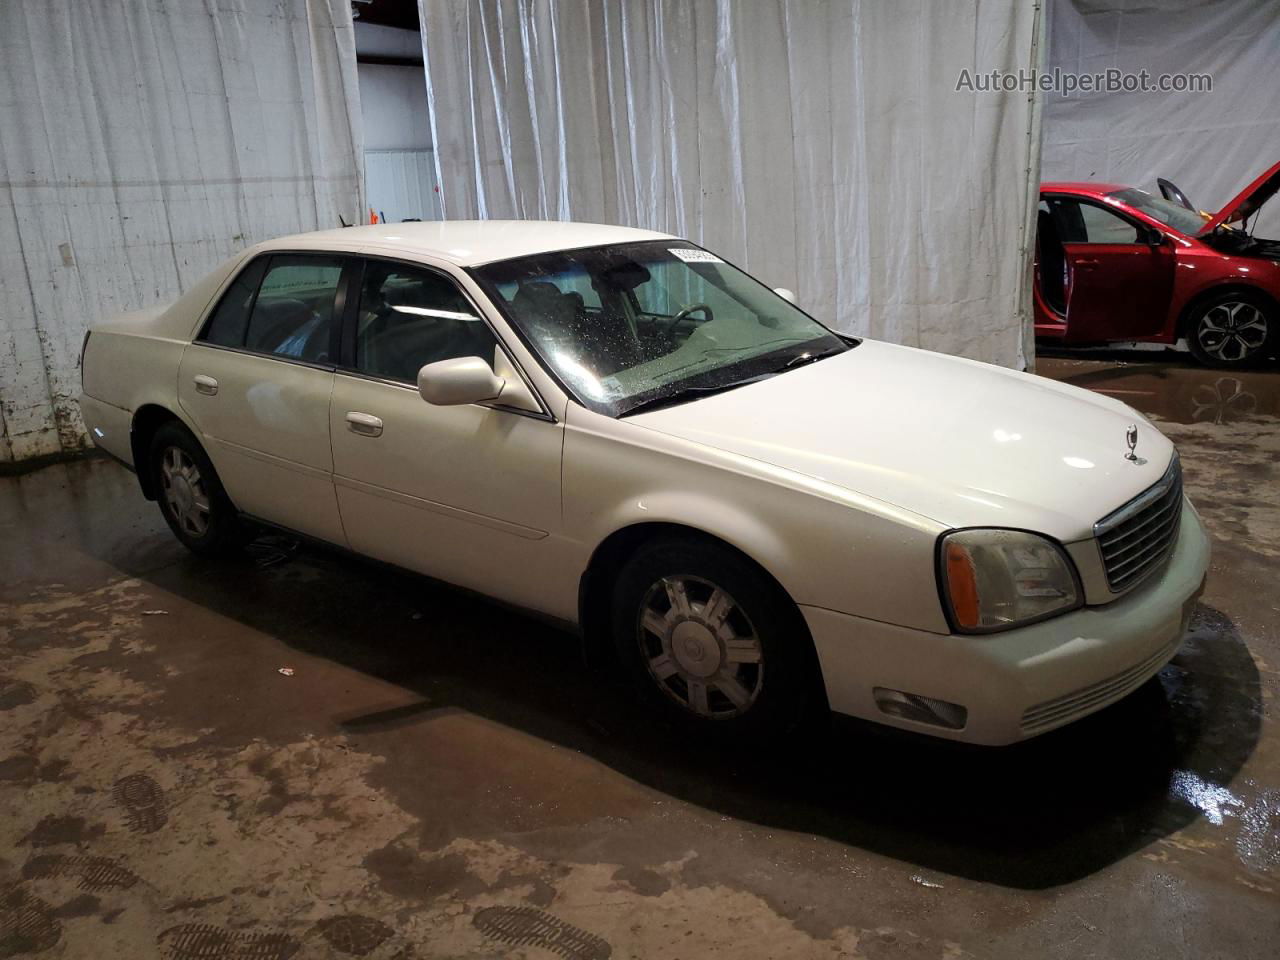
[331,365,557,424]
[184,339,337,374]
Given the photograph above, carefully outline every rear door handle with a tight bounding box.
[193,375,218,396]
[346,412,383,437]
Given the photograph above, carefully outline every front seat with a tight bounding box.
[511,282,578,346]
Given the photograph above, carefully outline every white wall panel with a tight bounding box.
[358,64,433,151]
[419,0,1044,370]
[365,149,443,223]
[0,0,363,462]
[1043,0,1280,237]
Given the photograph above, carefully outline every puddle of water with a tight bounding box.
[1169,769,1244,827]
[1037,357,1280,426]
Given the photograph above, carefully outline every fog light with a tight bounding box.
[873,688,968,730]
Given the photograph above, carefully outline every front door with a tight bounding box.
[1044,197,1175,342]
[178,252,349,545]
[328,258,568,618]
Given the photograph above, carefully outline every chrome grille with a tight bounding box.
[1094,454,1183,592]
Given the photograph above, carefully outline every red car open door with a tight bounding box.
[1045,195,1175,343]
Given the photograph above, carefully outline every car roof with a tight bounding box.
[1041,181,1130,197]
[263,220,676,266]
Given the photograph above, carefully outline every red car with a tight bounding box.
[1035,160,1280,367]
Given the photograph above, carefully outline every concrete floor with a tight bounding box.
[1,355,1278,959]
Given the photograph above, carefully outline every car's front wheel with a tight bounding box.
[611,535,820,741]
[149,421,244,557]
[1186,291,1275,367]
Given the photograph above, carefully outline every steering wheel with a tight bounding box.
[661,302,714,338]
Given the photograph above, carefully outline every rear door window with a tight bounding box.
[199,257,268,347]
[243,255,345,363]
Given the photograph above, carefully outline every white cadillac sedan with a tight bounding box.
[79,221,1209,745]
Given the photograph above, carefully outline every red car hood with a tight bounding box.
[1199,159,1280,235]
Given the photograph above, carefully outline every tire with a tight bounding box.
[610,535,821,742]
[1185,290,1276,368]
[148,421,245,557]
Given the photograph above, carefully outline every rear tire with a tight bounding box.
[1185,290,1275,368]
[610,535,821,743]
[149,421,244,557]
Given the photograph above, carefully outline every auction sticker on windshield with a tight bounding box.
[669,248,723,263]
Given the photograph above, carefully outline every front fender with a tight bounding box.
[563,410,951,635]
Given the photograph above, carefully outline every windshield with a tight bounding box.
[471,241,849,416]
[1107,188,1208,236]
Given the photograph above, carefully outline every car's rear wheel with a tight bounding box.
[149,421,244,557]
[611,536,820,742]
[1186,291,1275,367]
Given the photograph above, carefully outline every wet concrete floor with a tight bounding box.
[1,354,1278,958]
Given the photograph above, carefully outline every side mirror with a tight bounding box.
[773,287,797,305]
[417,357,504,406]
[1141,227,1168,248]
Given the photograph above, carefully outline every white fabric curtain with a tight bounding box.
[420,0,1044,371]
[1044,0,1280,236]
[0,0,363,463]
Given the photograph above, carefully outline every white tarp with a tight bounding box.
[0,0,363,463]
[420,0,1045,371]
[1044,0,1280,237]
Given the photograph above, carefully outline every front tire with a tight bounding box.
[1185,291,1275,367]
[149,421,244,557]
[611,536,820,741]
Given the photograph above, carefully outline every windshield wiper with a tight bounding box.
[618,374,773,418]
[619,344,850,418]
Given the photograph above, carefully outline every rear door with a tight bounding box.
[178,252,351,545]
[1045,196,1175,342]
[328,257,567,617]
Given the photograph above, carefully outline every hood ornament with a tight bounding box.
[1125,424,1146,464]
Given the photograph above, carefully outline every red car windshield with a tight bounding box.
[1108,188,1207,236]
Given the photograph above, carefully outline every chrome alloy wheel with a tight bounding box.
[1197,301,1269,362]
[637,575,763,719]
[159,446,211,537]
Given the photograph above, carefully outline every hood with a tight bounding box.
[1199,159,1280,235]
[628,340,1175,543]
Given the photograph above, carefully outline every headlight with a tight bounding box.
[938,529,1082,633]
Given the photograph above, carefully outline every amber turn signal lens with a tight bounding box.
[944,541,981,629]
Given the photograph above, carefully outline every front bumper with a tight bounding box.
[803,500,1210,745]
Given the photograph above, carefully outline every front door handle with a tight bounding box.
[1075,258,1101,267]
[346,412,383,437]
[193,375,218,396]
